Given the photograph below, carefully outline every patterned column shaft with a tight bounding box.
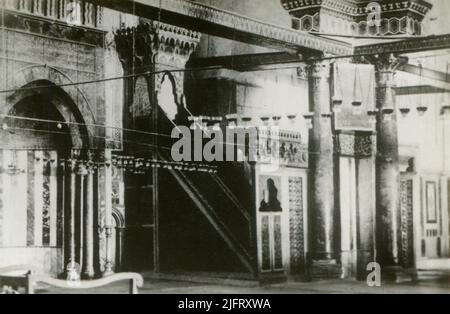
[67,158,77,266]
[82,153,95,279]
[373,54,407,265]
[308,60,335,260]
[103,149,114,277]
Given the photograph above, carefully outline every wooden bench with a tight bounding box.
[0,266,144,294]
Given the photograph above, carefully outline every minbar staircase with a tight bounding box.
[158,111,256,276]
[160,152,255,274]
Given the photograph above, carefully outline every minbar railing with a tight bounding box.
[187,115,309,169]
[2,0,102,28]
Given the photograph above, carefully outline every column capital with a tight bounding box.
[307,59,331,79]
[115,20,201,71]
[77,164,88,176]
[367,54,408,74]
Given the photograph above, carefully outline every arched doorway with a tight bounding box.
[0,80,93,276]
[111,209,125,272]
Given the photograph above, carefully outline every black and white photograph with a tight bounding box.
[0,0,449,298]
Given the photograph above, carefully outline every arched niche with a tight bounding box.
[1,80,91,152]
[1,65,96,149]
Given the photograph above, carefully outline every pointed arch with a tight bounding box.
[0,65,97,147]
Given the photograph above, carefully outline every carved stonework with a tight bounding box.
[0,5,105,47]
[115,20,200,122]
[107,0,351,56]
[400,179,415,268]
[115,21,201,71]
[367,54,408,88]
[289,177,305,274]
[282,0,432,36]
[297,65,308,80]
[3,0,103,28]
[355,34,450,56]
[130,76,152,118]
[308,60,331,80]
[115,24,157,72]
[335,131,376,158]
[371,54,408,73]
[256,128,308,168]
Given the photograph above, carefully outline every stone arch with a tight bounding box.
[111,207,125,272]
[1,65,96,147]
[112,207,125,228]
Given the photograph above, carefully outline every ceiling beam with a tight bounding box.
[399,64,450,83]
[395,85,448,95]
[187,52,303,71]
[88,1,450,59]
[354,35,450,56]
[86,0,352,55]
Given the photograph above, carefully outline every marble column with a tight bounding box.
[103,149,114,276]
[372,54,407,266]
[67,158,77,268]
[336,131,377,279]
[82,154,95,279]
[308,60,335,260]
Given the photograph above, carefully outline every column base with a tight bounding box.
[82,271,95,280]
[102,269,115,277]
[310,259,342,281]
[382,266,417,283]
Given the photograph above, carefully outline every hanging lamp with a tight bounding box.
[416,62,428,116]
[332,65,343,112]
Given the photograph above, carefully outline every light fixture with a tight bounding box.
[332,96,343,113]
[441,105,450,117]
[332,96,343,107]
[352,65,363,110]
[272,115,282,126]
[302,112,314,129]
[416,105,428,116]
[352,100,362,107]
[287,113,297,121]
[241,116,253,128]
[333,66,344,112]
[225,114,238,129]
[416,62,428,117]
[260,116,270,126]
[367,109,379,117]
[399,107,411,118]
[382,108,394,115]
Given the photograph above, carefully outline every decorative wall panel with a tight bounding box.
[400,179,414,268]
[273,215,283,270]
[261,215,271,271]
[289,177,304,274]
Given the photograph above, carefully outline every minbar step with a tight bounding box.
[310,260,342,281]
